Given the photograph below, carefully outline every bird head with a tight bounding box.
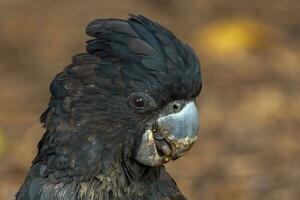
[38,15,202,179]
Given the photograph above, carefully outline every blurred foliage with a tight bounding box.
[196,18,273,56]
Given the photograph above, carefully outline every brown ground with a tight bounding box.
[0,0,299,199]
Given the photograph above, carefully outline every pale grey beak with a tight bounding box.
[135,100,199,166]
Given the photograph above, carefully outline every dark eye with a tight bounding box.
[128,92,157,113]
[133,97,145,108]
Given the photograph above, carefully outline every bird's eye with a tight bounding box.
[133,97,145,108]
[128,93,157,113]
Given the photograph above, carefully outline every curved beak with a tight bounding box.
[135,101,199,166]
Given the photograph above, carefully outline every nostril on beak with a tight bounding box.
[172,103,180,111]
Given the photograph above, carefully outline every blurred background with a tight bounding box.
[0,0,299,199]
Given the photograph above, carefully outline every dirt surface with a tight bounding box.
[0,0,299,199]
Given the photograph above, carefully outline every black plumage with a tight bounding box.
[16,15,202,200]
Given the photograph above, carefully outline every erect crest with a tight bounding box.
[85,15,202,100]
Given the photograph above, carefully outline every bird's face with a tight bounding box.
[123,86,200,167]
[134,99,199,166]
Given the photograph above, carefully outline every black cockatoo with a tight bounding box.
[16,15,202,200]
